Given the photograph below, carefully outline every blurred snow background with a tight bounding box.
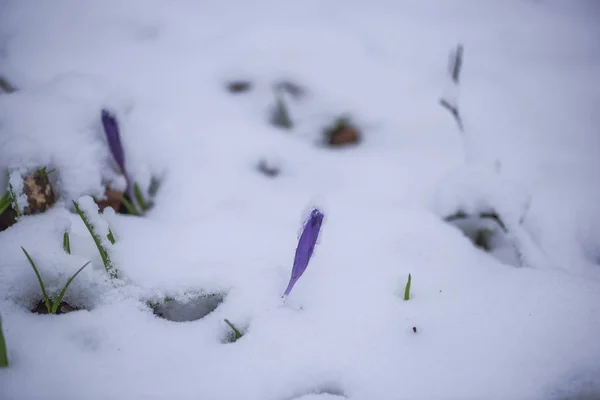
[0,0,599,399]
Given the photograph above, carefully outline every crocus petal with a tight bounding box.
[101,109,126,177]
[283,208,324,297]
[101,109,142,214]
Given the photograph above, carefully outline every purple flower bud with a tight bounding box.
[283,208,324,298]
[101,109,141,213]
[101,109,127,177]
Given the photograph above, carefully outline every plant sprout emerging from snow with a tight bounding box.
[102,110,127,181]
[101,109,151,215]
[72,199,118,279]
[404,273,412,301]
[445,210,508,251]
[444,209,523,266]
[0,314,7,367]
[283,208,324,299]
[63,231,71,254]
[1,181,19,231]
[21,247,90,314]
[5,167,57,217]
[0,192,11,215]
[224,319,243,342]
[133,182,149,213]
[7,176,22,218]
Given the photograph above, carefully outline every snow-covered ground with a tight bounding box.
[1,0,600,399]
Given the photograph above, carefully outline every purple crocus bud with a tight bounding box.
[101,109,141,213]
[283,208,324,298]
[101,109,126,177]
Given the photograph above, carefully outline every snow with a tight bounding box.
[75,195,113,249]
[1,0,600,399]
[7,169,27,213]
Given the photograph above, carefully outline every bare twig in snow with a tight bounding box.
[449,44,463,84]
[440,98,464,132]
[440,44,464,132]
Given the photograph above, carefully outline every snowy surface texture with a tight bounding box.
[1,0,600,399]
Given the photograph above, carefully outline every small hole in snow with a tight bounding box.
[30,299,84,315]
[444,210,521,266]
[151,293,225,322]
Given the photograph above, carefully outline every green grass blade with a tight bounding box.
[107,230,115,245]
[120,196,139,216]
[133,183,148,213]
[404,273,412,301]
[8,183,21,218]
[0,315,8,367]
[72,200,118,279]
[63,231,71,254]
[51,261,90,314]
[0,192,11,215]
[21,247,51,313]
[224,319,243,341]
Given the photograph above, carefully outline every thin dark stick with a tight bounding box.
[440,99,464,132]
[440,44,464,132]
[450,44,463,84]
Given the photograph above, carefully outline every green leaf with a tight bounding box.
[133,183,148,213]
[72,200,118,279]
[51,261,90,314]
[0,192,11,215]
[224,318,243,342]
[63,231,71,254]
[21,247,51,313]
[107,230,116,245]
[0,314,8,367]
[36,167,55,178]
[120,196,139,216]
[404,273,412,301]
[8,182,21,218]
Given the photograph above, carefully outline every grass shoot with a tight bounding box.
[404,273,412,301]
[21,247,90,314]
[7,182,21,218]
[224,319,243,342]
[0,192,11,215]
[72,200,118,279]
[120,196,139,215]
[133,183,148,213]
[0,314,7,367]
[63,231,71,254]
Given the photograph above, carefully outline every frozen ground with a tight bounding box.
[1,0,600,399]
